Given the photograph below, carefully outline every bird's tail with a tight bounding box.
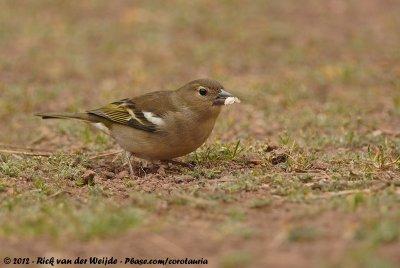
[35,112,93,122]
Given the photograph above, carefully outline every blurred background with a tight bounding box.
[0,0,400,267]
[1,0,399,146]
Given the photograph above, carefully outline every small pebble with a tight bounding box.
[103,171,115,180]
[264,145,279,152]
[79,170,96,186]
[271,154,288,165]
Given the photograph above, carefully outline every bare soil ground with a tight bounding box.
[1,0,400,267]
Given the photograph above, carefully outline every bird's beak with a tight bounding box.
[213,89,241,106]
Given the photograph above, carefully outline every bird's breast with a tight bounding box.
[110,109,220,160]
[162,112,218,153]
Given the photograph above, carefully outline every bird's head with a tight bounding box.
[176,79,240,113]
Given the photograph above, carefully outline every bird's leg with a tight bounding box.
[125,151,135,178]
[112,152,122,163]
[140,164,147,178]
[136,159,148,178]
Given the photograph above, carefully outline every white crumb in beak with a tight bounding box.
[224,97,241,105]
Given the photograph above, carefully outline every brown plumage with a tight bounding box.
[36,79,240,160]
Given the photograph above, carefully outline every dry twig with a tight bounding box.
[0,149,52,157]
[307,189,371,200]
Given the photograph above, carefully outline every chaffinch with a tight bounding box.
[36,79,240,162]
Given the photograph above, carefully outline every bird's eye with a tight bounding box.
[198,87,208,96]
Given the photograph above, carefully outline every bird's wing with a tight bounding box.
[88,98,164,133]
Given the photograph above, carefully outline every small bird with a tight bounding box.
[36,79,240,173]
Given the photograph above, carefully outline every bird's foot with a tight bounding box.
[162,160,196,170]
[124,151,136,179]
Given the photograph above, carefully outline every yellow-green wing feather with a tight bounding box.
[88,99,158,132]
